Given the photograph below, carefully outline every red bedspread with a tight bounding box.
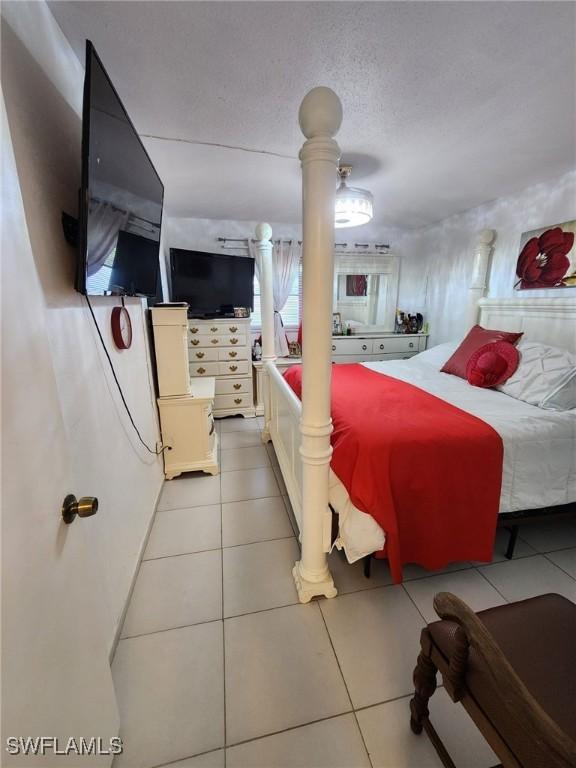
[283,364,503,582]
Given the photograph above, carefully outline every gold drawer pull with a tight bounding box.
[191,339,199,346]
[409,342,414,348]
[196,351,205,358]
[190,327,198,334]
[197,367,206,374]
[332,345,336,352]
[379,344,384,350]
[229,365,238,372]
[211,339,219,344]
[233,383,242,390]
[229,326,238,333]
[228,351,238,358]
[362,344,368,351]
[210,326,218,332]
[230,338,239,345]
[234,398,242,405]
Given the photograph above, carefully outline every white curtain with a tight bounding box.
[86,200,129,276]
[249,239,300,357]
[272,240,300,356]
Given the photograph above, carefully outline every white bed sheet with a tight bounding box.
[331,352,576,563]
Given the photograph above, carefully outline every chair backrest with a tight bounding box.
[433,592,576,768]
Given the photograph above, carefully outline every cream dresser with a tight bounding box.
[151,306,219,479]
[187,317,256,419]
[331,332,427,363]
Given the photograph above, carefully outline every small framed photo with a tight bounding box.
[332,312,343,335]
[288,341,301,357]
[233,307,249,318]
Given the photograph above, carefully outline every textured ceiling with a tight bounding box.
[49,1,576,229]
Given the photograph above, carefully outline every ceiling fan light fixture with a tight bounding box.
[334,165,374,228]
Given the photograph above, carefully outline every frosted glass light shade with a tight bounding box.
[334,180,373,228]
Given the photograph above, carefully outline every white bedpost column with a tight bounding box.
[256,222,275,442]
[293,87,342,603]
[466,229,496,329]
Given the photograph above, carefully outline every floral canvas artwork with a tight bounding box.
[515,220,576,290]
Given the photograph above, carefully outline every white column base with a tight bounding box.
[292,560,337,603]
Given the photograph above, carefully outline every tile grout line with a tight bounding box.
[158,492,284,514]
[541,551,576,583]
[316,601,374,768]
[473,564,510,604]
[400,583,429,626]
[152,684,458,767]
[143,533,296,562]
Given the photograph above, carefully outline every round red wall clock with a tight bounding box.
[111,306,132,350]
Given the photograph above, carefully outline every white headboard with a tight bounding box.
[478,297,576,354]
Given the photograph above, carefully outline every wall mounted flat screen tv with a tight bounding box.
[76,40,164,297]
[170,249,255,317]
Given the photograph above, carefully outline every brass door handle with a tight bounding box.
[230,338,239,345]
[233,383,241,390]
[196,351,205,358]
[197,367,206,374]
[191,339,199,346]
[234,398,242,404]
[229,351,238,358]
[62,494,98,525]
[229,326,238,332]
[210,326,218,332]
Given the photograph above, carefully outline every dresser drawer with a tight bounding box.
[218,347,247,362]
[189,361,220,377]
[216,377,252,395]
[215,393,252,411]
[219,361,250,376]
[189,333,246,348]
[331,338,372,355]
[189,348,219,363]
[372,337,418,354]
[189,320,245,333]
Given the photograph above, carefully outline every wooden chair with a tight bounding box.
[409,592,576,768]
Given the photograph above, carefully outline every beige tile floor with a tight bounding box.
[112,416,576,768]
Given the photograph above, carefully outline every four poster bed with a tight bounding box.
[254,87,576,602]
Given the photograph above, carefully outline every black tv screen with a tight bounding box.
[76,41,164,296]
[170,250,255,316]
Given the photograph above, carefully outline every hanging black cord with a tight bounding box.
[85,295,169,455]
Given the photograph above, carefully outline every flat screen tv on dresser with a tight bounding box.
[169,249,254,317]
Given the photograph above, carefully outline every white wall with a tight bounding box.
[1,1,164,652]
[397,169,576,345]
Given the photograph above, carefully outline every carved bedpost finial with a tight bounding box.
[478,228,496,246]
[466,229,496,330]
[298,86,343,139]
[255,222,272,242]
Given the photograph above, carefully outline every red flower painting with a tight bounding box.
[515,225,575,290]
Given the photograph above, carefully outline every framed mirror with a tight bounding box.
[333,254,399,331]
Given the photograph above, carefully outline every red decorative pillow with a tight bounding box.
[466,341,520,388]
[441,325,523,379]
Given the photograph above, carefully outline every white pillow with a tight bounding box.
[414,342,459,369]
[497,341,576,410]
